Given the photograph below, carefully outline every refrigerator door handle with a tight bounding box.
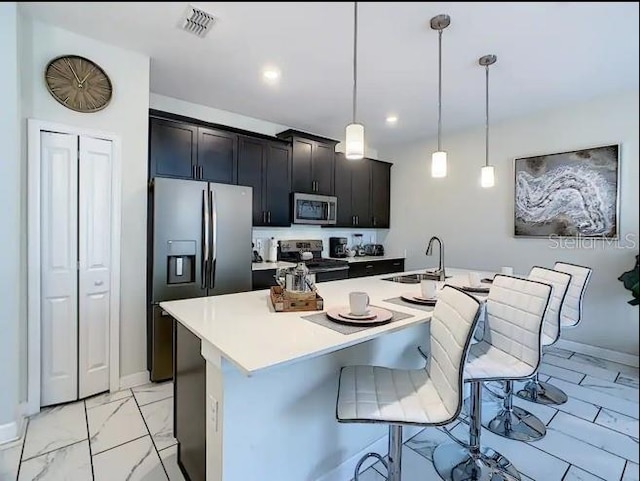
[201,189,209,289]
[209,188,218,289]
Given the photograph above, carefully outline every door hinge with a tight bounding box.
[77,261,81,270]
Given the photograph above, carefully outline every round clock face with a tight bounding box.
[44,55,112,113]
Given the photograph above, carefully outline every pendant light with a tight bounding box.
[479,54,497,188]
[430,14,450,178]
[345,2,364,160]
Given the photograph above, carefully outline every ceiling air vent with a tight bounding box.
[179,5,216,38]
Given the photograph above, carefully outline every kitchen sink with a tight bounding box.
[382,272,452,283]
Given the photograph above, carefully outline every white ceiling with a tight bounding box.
[20,2,640,148]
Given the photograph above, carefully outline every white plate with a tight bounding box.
[339,310,376,321]
[326,306,393,325]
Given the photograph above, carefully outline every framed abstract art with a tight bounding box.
[514,144,620,238]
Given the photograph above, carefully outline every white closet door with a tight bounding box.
[41,131,79,407]
[78,136,112,399]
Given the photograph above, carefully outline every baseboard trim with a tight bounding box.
[119,371,150,389]
[556,339,639,368]
[316,426,421,481]
[0,421,19,445]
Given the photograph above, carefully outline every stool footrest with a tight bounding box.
[354,452,387,481]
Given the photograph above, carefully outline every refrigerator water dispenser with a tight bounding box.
[167,240,196,284]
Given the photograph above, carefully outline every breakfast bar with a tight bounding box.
[160,268,487,481]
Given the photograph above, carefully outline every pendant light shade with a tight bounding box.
[431,151,448,178]
[345,2,364,160]
[479,54,497,188]
[430,14,450,178]
[345,123,365,160]
[481,165,495,188]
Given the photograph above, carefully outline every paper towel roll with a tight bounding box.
[266,238,278,262]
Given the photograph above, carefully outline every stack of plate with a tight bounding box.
[400,293,437,306]
[325,306,393,326]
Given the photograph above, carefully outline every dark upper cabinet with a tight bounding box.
[290,138,313,193]
[237,136,291,227]
[331,156,392,228]
[334,153,354,226]
[149,118,197,179]
[313,143,335,195]
[351,159,372,227]
[149,116,237,183]
[197,127,237,184]
[370,160,391,228]
[264,142,291,226]
[237,136,265,225]
[277,130,338,195]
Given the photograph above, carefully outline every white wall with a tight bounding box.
[380,91,639,356]
[19,15,151,380]
[0,2,22,441]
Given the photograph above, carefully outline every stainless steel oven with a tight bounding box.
[292,193,337,225]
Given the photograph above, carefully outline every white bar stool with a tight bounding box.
[517,262,592,405]
[433,275,552,481]
[336,286,483,481]
[484,266,571,441]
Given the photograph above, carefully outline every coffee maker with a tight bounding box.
[329,237,348,258]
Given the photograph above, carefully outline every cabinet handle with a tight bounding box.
[198,166,203,179]
[352,216,355,226]
[373,217,377,227]
[267,211,271,223]
[392,262,401,266]
[356,215,359,225]
[192,165,197,178]
[262,211,266,223]
[365,265,374,269]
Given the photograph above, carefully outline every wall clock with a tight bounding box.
[44,55,113,113]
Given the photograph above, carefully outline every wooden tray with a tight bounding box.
[270,286,324,312]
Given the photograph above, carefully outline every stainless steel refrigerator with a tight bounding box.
[148,178,252,381]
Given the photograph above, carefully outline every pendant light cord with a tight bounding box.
[485,64,489,167]
[352,2,358,124]
[437,29,442,152]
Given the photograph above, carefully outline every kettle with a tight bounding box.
[275,262,316,297]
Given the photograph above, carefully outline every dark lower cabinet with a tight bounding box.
[348,259,405,278]
[237,137,291,227]
[149,118,197,179]
[252,269,279,290]
[174,321,206,481]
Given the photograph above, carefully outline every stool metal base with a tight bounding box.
[516,379,568,406]
[433,442,521,481]
[485,406,547,442]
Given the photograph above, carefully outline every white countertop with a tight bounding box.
[328,255,405,263]
[252,261,296,271]
[161,267,489,377]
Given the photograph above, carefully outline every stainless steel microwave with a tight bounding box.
[292,192,337,225]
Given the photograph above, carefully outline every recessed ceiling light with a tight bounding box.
[385,115,398,125]
[262,67,280,83]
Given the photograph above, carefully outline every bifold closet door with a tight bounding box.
[41,132,112,407]
[78,136,112,399]
[41,131,79,407]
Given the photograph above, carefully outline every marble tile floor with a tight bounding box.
[0,381,182,481]
[0,347,637,480]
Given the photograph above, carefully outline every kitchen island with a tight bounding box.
[160,268,482,481]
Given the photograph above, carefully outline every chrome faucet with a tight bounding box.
[425,236,445,281]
